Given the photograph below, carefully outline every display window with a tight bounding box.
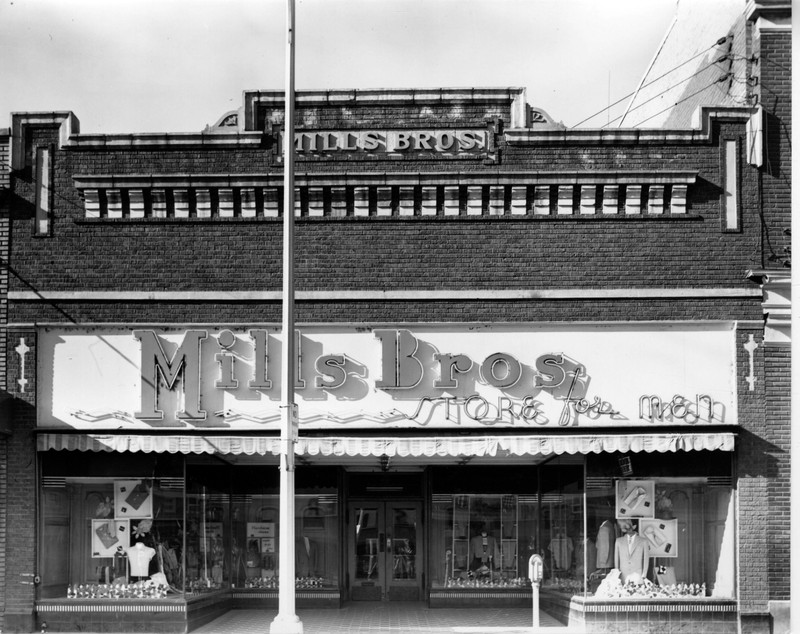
[429,465,540,590]
[233,493,339,590]
[429,455,735,602]
[585,476,735,599]
[431,493,535,588]
[585,452,736,600]
[187,462,341,593]
[39,454,341,599]
[539,463,585,595]
[39,451,185,599]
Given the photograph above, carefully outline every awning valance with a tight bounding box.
[37,432,736,457]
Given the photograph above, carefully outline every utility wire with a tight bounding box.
[599,59,728,129]
[623,80,724,128]
[571,37,731,128]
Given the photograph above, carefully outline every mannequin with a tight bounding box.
[126,542,156,580]
[595,519,617,570]
[575,532,597,579]
[614,519,650,583]
[469,526,498,571]
[548,528,574,570]
[295,535,318,577]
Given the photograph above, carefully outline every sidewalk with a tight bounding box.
[191,604,582,634]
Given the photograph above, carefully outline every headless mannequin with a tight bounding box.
[595,519,617,570]
[614,519,650,583]
[126,542,156,579]
[469,529,497,571]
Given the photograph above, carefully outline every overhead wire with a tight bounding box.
[570,36,732,128]
[622,80,725,128]
[599,58,730,128]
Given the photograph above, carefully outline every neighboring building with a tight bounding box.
[0,3,790,634]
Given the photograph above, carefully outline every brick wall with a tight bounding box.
[0,131,9,633]
[5,121,765,299]
[757,30,792,266]
[764,345,790,600]
[0,436,7,633]
[755,21,791,610]
[2,330,37,632]
[735,326,769,615]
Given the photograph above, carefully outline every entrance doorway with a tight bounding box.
[348,500,421,601]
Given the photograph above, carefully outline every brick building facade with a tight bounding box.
[0,3,790,633]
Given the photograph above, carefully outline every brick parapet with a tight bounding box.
[4,112,766,301]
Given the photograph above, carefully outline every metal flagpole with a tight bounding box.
[269,0,302,631]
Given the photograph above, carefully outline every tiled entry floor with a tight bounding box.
[192,604,575,633]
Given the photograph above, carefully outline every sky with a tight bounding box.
[0,0,678,133]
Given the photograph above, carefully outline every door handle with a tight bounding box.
[379,533,385,552]
[387,534,392,553]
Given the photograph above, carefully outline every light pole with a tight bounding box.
[269,0,302,631]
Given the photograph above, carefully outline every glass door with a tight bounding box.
[349,501,421,601]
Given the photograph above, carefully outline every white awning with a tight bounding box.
[37,432,735,457]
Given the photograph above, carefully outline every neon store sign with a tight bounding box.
[127,328,722,428]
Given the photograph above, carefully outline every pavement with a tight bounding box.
[191,604,583,634]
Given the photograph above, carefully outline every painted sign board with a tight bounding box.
[37,323,736,431]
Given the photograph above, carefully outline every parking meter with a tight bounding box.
[528,554,543,628]
[528,554,543,585]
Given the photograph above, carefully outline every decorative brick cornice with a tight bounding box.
[70,171,698,219]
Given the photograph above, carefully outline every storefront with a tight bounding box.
[1,24,791,625]
[31,322,739,631]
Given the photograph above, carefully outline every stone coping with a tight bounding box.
[10,105,756,165]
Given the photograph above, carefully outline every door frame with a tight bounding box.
[347,498,423,602]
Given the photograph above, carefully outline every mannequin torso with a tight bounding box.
[126,542,156,578]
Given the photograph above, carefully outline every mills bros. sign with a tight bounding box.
[283,129,488,154]
[38,325,734,431]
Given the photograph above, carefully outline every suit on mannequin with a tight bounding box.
[469,530,498,570]
[295,536,318,577]
[614,520,650,583]
[595,519,617,569]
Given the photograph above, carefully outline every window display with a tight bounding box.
[40,474,184,599]
[234,494,339,590]
[539,464,584,595]
[587,472,736,599]
[39,458,341,600]
[431,494,532,589]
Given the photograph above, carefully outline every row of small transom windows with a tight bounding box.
[80,184,688,219]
